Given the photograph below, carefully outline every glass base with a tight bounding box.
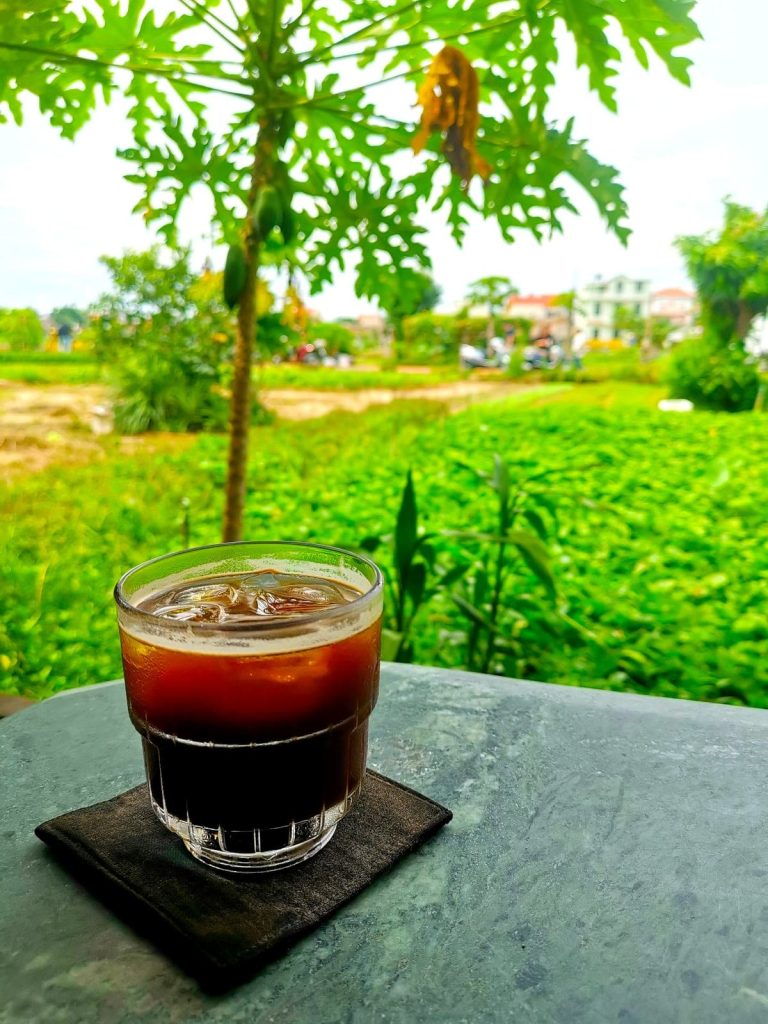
[150,793,350,873]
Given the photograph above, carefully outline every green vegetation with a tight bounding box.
[257,364,467,390]
[678,201,768,345]
[0,351,468,391]
[92,248,242,433]
[668,335,760,412]
[510,346,672,386]
[306,321,356,355]
[0,308,45,351]
[4,0,700,540]
[3,391,767,710]
[380,272,442,346]
[0,351,101,385]
[401,313,490,363]
[672,201,768,410]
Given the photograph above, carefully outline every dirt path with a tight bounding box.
[0,382,109,474]
[0,382,196,476]
[261,379,524,419]
[0,378,527,476]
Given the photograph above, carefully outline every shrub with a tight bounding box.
[93,247,242,433]
[667,335,759,411]
[0,308,45,351]
[111,348,229,433]
[508,345,670,385]
[307,321,356,355]
[400,312,487,363]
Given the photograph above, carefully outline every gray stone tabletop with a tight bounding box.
[3,665,768,1023]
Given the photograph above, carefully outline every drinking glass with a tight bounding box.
[115,541,383,873]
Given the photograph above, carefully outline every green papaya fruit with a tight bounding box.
[273,161,294,206]
[253,185,282,237]
[280,206,295,245]
[223,244,246,309]
[275,110,295,147]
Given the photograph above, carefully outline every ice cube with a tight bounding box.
[238,571,354,616]
[151,603,227,623]
[172,583,239,606]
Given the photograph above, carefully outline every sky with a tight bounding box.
[1,0,767,318]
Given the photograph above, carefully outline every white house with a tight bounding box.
[575,276,651,342]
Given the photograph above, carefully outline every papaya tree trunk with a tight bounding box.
[222,132,273,542]
[222,240,260,542]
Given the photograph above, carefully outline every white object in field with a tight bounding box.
[658,398,694,413]
[90,403,113,434]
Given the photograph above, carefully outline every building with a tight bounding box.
[339,313,388,346]
[505,294,557,322]
[649,288,698,330]
[575,276,651,343]
[504,294,570,342]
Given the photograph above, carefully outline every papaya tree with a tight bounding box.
[1,1,700,540]
[466,274,518,338]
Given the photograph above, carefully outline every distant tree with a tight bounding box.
[0,308,44,351]
[649,316,674,347]
[466,276,517,314]
[672,202,768,411]
[308,321,356,355]
[614,304,645,341]
[51,306,87,331]
[551,290,576,312]
[677,202,768,345]
[382,272,442,344]
[466,275,517,336]
[417,279,442,314]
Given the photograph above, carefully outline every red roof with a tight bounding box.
[507,294,558,306]
[652,288,695,299]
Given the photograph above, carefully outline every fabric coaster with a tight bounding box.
[35,770,452,990]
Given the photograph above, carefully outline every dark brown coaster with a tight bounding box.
[35,770,452,989]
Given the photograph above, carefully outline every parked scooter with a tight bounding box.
[459,337,511,370]
[522,339,563,371]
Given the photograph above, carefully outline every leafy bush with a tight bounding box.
[93,247,246,432]
[508,345,670,385]
[0,308,45,352]
[667,335,759,411]
[111,350,229,433]
[400,313,488,363]
[307,321,356,354]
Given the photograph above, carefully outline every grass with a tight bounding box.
[0,352,468,391]
[2,387,768,711]
[0,352,102,385]
[516,346,672,387]
[256,363,467,390]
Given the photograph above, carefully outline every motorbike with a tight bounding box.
[522,342,564,371]
[459,342,510,370]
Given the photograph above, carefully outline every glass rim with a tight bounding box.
[114,539,384,635]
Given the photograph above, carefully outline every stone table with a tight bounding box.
[3,666,768,1023]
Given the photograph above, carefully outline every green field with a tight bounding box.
[257,363,467,389]
[0,352,466,390]
[2,387,767,708]
[0,352,102,385]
